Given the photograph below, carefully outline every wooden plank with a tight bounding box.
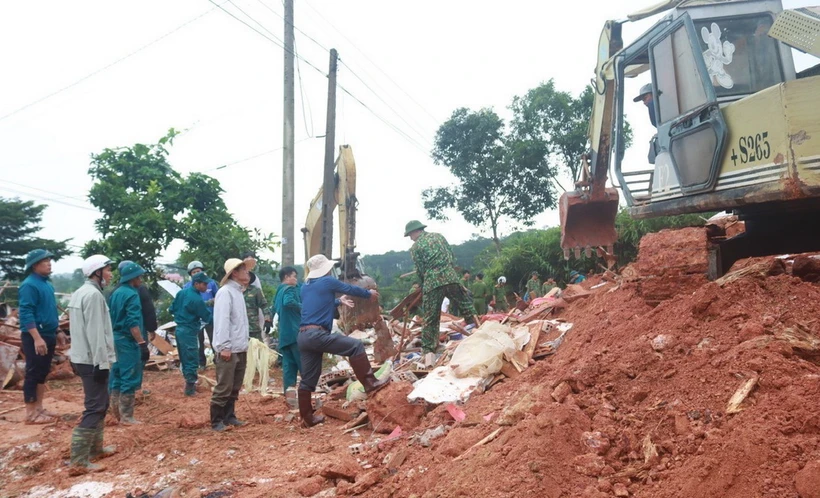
[513,302,554,323]
[389,289,422,320]
[0,341,20,387]
[342,411,369,431]
[499,361,520,379]
[454,428,502,461]
[523,322,543,362]
[387,449,408,472]
[322,404,358,422]
[726,374,759,414]
[151,334,175,355]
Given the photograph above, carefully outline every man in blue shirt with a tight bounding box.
[18,249,66,424]
[183,261,219,368]
[297,254,389,428]
[171,272,213,396]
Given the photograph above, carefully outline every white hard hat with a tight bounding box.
[83,255,114,277]
[498,276,507,284]
[187,261,204,274]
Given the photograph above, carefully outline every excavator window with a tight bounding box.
[651,25,710,124]
[693,14,783,100]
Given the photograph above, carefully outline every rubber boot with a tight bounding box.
[184,382,196,397]
[89,423,116,461]
[349,353,390,394]
[298,390,325,428]
[210,404,226,432]
[109,390,121,421]
[119,393,141,425]
[69,427,105,475]
[223,400,246,427]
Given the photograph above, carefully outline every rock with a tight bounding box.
[551,382,572,403]
[581,431,611,456]
[793,256,820,283]
[177,415,208,429]
[674,414,690,435]
[295,476,327,497]
[651,335,673,352]
[320,458,359,483]
[350,469,381,495]
[795,460,820,498]
[738,322,766,342]
[613,482,629,497]
[366,382,426,433]
[573,453,607,477]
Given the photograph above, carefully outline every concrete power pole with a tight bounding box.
[282,0,295,266]
[320,48,338,259]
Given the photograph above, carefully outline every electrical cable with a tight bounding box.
[0,186,98,212]
[0,179,88,201]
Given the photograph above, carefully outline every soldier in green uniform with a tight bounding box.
[170,272,213,396]
[243,276,272,342]
[525,272,541,302]
[405,220,478,355]
[541,278,557,297]
[471,273,490,315]
[493,276,510,312]
[108,262,147,425]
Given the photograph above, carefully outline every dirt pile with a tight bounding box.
[364,259,820,497]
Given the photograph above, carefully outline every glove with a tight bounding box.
[263,320,272,334]
[139,342,150,363]
[93,365,109,383]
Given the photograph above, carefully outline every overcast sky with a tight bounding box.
[0,0,814,274]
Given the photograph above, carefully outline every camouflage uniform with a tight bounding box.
[493,284,510,312]
[471,280,490,315]
[243,286,271,341]
[410,232,476,353]
[526,278,541,299]
[541,281,556,296]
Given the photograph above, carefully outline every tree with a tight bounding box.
[427,108,557,254]
[510,80,632,184]
[85,130,278,283]
[0,197,70,279]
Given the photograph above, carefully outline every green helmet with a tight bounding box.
[119,262,146,283]
[404,220,427,237]
[191,272,210,284]
[25,249,54,272]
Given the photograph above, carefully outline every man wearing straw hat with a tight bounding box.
[209,258,251,432]
[297,254,388,428]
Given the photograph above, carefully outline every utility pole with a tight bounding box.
[320,48,338,259]
[282,0,295,266]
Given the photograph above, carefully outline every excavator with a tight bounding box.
[301,145,381,331]
[560,0,820,278]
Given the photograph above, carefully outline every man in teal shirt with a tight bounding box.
[18,249,66,424]
[108,262,147,425]
[272,266,301,397]
[170,272,213,396]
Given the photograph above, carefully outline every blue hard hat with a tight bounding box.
[119,262,146,283]
[191,272,210,284]
[570,270,579,277]
[118,260,133,271]
[25,249,54,271]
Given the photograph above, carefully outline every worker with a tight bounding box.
[108,262,148,425]
[569,270,587,284]
[405,220,478,357]
[492,276,510,312]
[634,83,657,127]
[184,261,218,369]
[117,260,157,397]
[298,254,387,428]
[210,258,251,432]
[542,278,557,297]
[18,249,66,424]
[244,274,272,343]
[170,272,213,397]
[67,255,117,474]
[272,266,301,398]
[471,273,490,315]
[525,272,541,302]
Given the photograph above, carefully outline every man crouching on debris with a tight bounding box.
[405,221,479,361]
[68,255,117,474]
[210,258,251,431]
[297,254,388,428]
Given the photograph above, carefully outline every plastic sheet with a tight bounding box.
[450,322,518,378]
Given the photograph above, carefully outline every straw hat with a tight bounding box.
[221,258,246,286]
[305,254,336,280]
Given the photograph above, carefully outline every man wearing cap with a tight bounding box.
[634,83,657,128]
[405,221,478,357]
[18,249,65,424]
[170,271,213,396]
[68,255,117,474]
[117,260,157,397]
[525,272,541,302]
[541,278,557,297]
[273,266,301,398]
[569,270,587,285]
[210,258,251,431]
[241,251,272,343]
[298,254,387,427]
[184,261,218,368]
[108,262,148,425]
[492,276,510,312]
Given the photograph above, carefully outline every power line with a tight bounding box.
[255,0,330,53]
[0,186,98,212]
[0,5,220,123]
[302,0,440,125]
[0,179,88,202]
[198,136,315,173]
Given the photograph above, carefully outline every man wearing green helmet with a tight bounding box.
[108,261,148,425]
[170,271,213,397]
[404,221,479,357]
[18,249,65,424]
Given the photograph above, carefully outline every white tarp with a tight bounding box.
[157,279,181,298]
[407,366,488,404]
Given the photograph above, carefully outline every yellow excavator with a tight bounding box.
[560,0,820,277]
[302,145,380,331]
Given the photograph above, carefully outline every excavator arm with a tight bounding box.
[559,21,623,259]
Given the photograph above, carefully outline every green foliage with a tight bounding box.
[427,108,557,252]
[0,197,70,279]
[85,129,278,283]
[51,269,86,294]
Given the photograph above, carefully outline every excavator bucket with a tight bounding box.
[559,187,620,259]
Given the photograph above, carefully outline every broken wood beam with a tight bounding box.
[726,373,759,414]
[454,428,502,461]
